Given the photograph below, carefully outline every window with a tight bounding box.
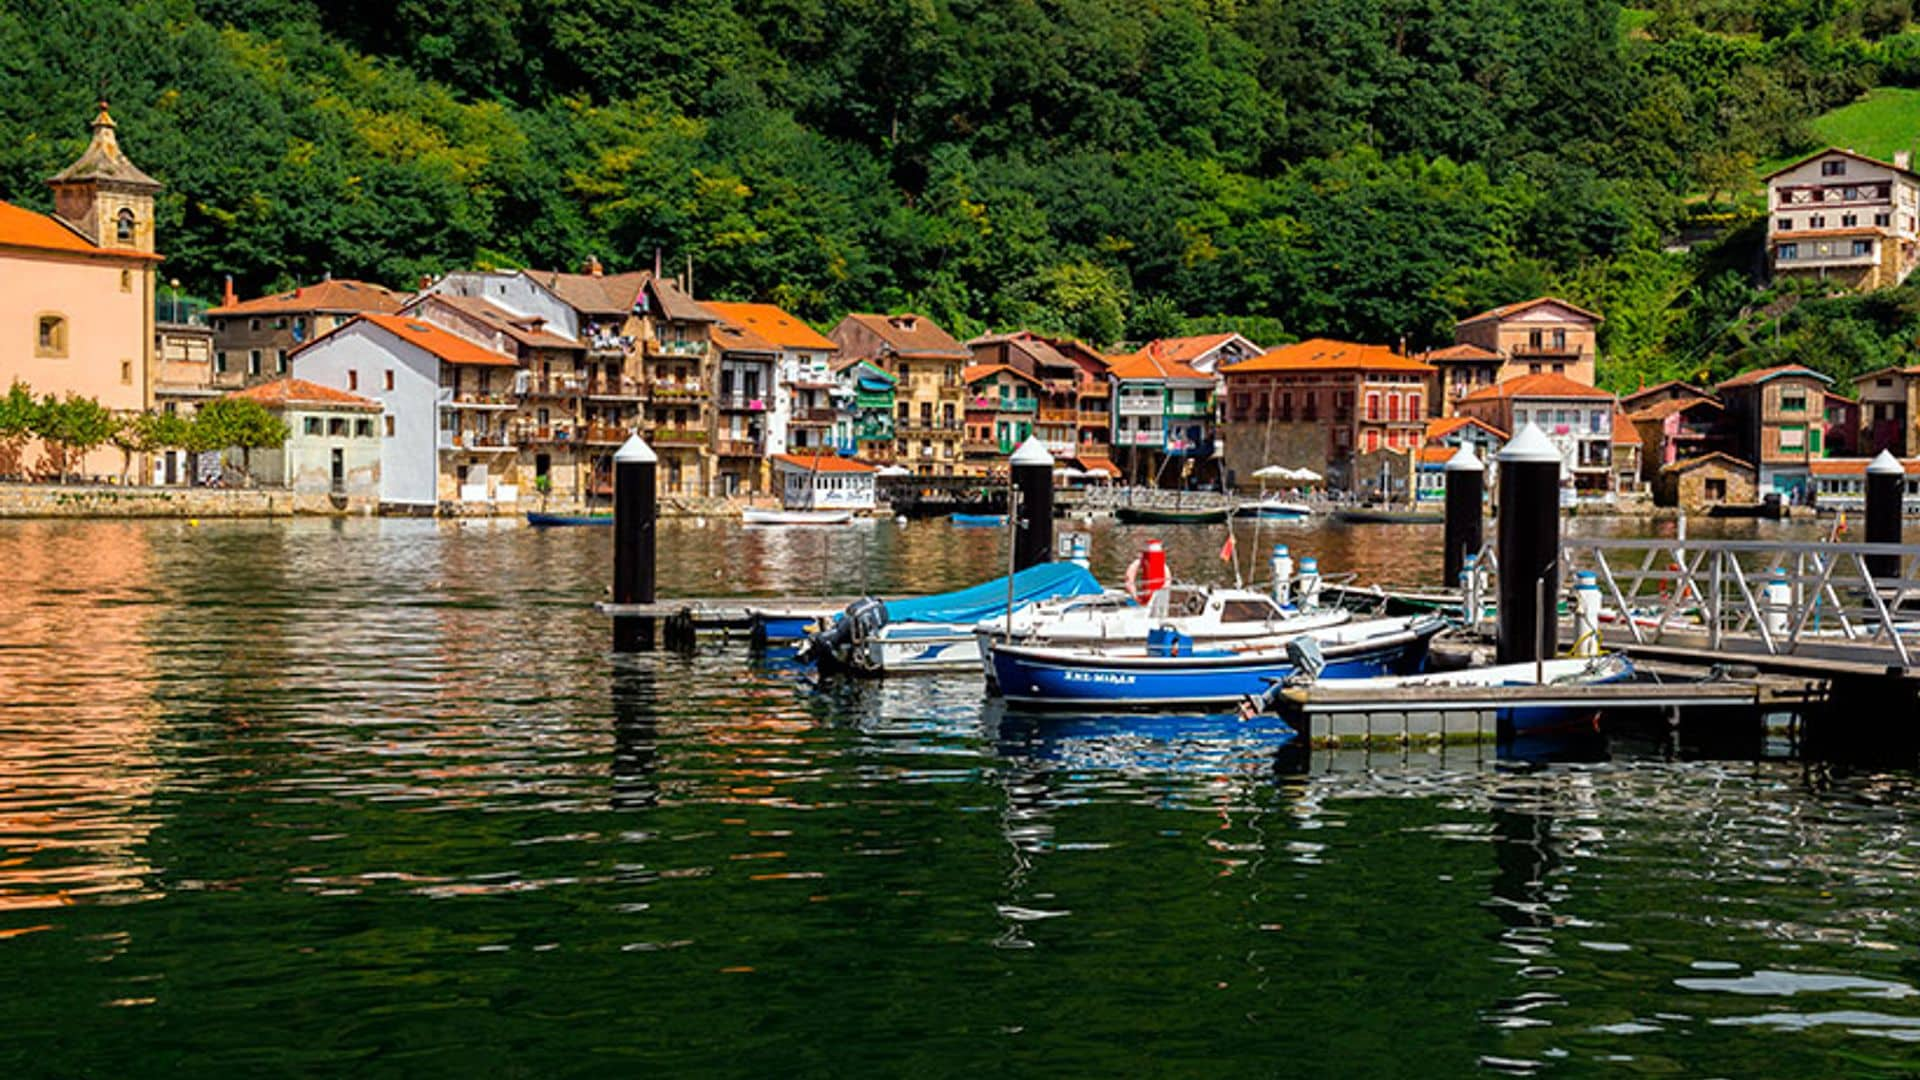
[215,351,228,374]
[1780,425,1806,451]
[1780,393,1807,412]
[1876,212,1892,227]
[1823,160,1847,176]
[1842,213,1859,227]
[1845,187,1860,201]
[384,369,395,391]
[384,415,395,437]
[1779,243,1799,260]
[1853,239,1874,257]
[1366,392,1380,420]
[305,417,322,435]
[1409,393,1422,418]
[348,370,359,391]
[1778,217,1793,231]
[250,319,261,331]
[1552,363,1566,374]
[1810,215,1827,228]
[35,314,67,357]
[115,208,135,244]
[1387,394,1400,422]
[1528,363,1543,374]
[1705,477,1727,501]
[1364,429,1380,452]
[120,269,131,292]
[120,360,132,385]
[1552,328,1567,349]
[1529,329,1543,348]
[276,350,287,373]
[329,417,346,436]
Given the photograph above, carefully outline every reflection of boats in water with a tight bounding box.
[743,507,854,526]
[988,702,1302,775]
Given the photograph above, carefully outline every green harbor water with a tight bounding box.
[3,516,1918,1076]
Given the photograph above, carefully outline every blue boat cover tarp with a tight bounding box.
[885,563,1103,625]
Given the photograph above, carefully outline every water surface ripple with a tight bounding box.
[1,517,1916,1076]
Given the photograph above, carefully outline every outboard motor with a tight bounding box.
[1284,635,1326,684]
[797,596,889,673]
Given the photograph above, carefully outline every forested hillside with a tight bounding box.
[10,0,1920,386]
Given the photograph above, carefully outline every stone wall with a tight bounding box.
[1221,421,1327,491]
[0,482,377,518]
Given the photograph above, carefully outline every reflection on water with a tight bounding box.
[0,517,1916,1076]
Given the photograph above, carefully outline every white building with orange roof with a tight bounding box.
[1764,147,1920,291]
[1456,373,1629,495]
[1423,296,1603,412]
[0,103,163,480]
[292,312,522,511]
[222,377,383,503]
[1106,347,1219,486]
[1219,338,1435,491]
[702,301,841,467]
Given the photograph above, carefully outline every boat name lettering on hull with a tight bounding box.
[1062,671,1136,685]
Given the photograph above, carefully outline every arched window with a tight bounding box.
[115,208,135,244]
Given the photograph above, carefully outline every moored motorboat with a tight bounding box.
[975,582,1350,656]
[743,507,855,526]
[1233,500,1313,521]
[1115,505,1232,525]
[526,511,613,526]
[950,513,1007,527]
[988,614,1448,709]
[1262,654,1636,737]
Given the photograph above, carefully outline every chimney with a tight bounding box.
[418,275,432,290]
[585,255,603,277]
[222,274,237,308]
[1898,151,1912,172]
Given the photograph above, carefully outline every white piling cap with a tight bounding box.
[613,434,656,464]
[1868,449,1904,475]
[1444,443,1484,472]
[1009,435,1054,467]
[1497,422,1559,464]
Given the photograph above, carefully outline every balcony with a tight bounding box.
[511,423,579,444]
[439,388,517,410]
[1116,394,1162,415]
[715,438,763,457]
[1164,400,1213,418]
[897,419,963,436]
[1117,429,1164,447]
[652,426,708,447]
[587,331,634,357]
[649,338,709,358]
[585,377,648,401]
[580,423,631,446]
[1511,341,1584,357]
[650,381,705,402]
[970,394,1036,413]
[439,430,516,452]
[1775,242,1878,269]
[718,393,769,412]
[521,374,584,398]
[963,437,1000,454]
[1036,406,1077,423]
[789,407,839,426]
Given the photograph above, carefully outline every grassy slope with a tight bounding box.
[1760,87,1920,175]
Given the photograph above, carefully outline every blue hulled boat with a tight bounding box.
[989,614,1447,709]
[950,513,1007,527]
[526,511,614,526]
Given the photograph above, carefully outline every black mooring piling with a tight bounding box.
[1011,436,1055,572]
[1496,424,1562,665]
[1443,443,1485,589]
[612,435,658,652]
[1866,450,1904,581]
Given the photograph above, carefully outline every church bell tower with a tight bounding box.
[47,102,161,252]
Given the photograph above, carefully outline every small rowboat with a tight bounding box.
[950,513,1007,527]
[526,511,613,526]
[1115,505,1232,525]
[743,507,855,526]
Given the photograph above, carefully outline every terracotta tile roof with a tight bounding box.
[1612,411,1640,445]
[962,363,1040,386]
[841,313,969,358]
[529,269,652,315]
[969,330,1078,371]
[1854,364,1920,382]
[1418,446,1458,465]
[710,318,780,355]
[1809,456,1920,476]
[1229,338,1435,376]
[1619,380,1713,410]
[420,294,580,351]
[770,452,876,474]
[702,301,837,351]
[1771,228,1888,240]
[1460,373,1613,402]
[1457,296,1603,326]
[1420,343,1503,363]
[1424,416,1508,442]
[352,313,518,367]
[211,279,405,317]
[1074,455,1121,477]
[228,377,380,411]
[1627,396,1722,422]
[1714,364,1833,390]
[1120,332,1244,365]
[0,199,159,261]
[1106,349,1211,381]
[1664,451,1757,475]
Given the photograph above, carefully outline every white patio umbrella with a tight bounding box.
[1252,465,1292,479]
[1291,468,1323,484]
[876,464,912,477]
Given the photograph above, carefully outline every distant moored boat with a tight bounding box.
[1115,505,1232,525]
[526,511,613,526]
[743,507,855,526]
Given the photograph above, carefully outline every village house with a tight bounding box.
[705,311,778,495]
[292,311,520,511]
[1854,364,1920,456]
[1423,297,1602,413]
[1764,148,1920,291]
[0,104,162,480]
[1108,347,1220,487]
[829,313,970,476]
[1219,339,1433,492]
[208,277,406,388]
[1658,452,1759,513]
[1809,456,1920,509]
[150,296,218,483]
[1414,416,1507,498]
[969,330,1119,477]
[1826,390,1863,457]
[223,377,382,504]
[701,301,841,466]
[1625,394,1727,484]
[1456,373,1627,496]
[961,363,1041,475]
[1713,363,1836,501]
[772,452,876,511]
[832,358,896,462]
